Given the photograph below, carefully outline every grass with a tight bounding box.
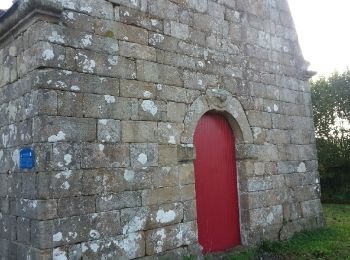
[189,204,350,260]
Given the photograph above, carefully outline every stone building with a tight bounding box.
[0,0,324,259]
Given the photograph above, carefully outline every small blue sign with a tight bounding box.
[20,148,35,170]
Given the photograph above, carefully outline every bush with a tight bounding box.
[311,71,350,203]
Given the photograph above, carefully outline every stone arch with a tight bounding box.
[181,88,254,246]
[181,88,253,145]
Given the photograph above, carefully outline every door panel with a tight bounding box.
[194,112,240,253]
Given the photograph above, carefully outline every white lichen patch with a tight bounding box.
[28,200,38,208]
[55,170,72,179]
[8,103,17,122]
[151,19,159,26]
[104,95,116,103]
[82,244,89,253]
[122,216,146,234]
[99,144,105,151]
[64,154,72,166]
[53,232,63,242]
[53,248,67,260]
[156,84,163,91]
[197,61,205,67]
[273,104,279,112]
[49,31,65,44]
[48,131,66,142]
[61,181,70,190]
[267,106,272,113]
[253,127,262,140]
[66,11,75,20]
[55,81,67,89]
[137,153,148,165]
[99,119,108,125]
[89,242,99,253]
[115,233,142,258]
[71,85,80,91]
[81,6,93,13]
[168,136,176,144]
[130,0,138,6]
[68,232,77,239]
[156,209,176,224]
[143,91,152,98]
[124,169,135,182]
[266,212,274,224]
[89,230,101,239]
[108,56,119,66]
[154,229,166,253]
[42,49,55,61]
[81,35,93,47]
[149,34,165,45]
[62,70,72,75]
[297,162,306,173]
[77,53,95,73]
[141,100,158,116]
[2,133,9,147]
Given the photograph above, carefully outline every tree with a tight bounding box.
[311,70,350,202]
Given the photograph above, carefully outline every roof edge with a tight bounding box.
[0,0,63,41]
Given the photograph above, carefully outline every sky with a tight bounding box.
[1,0,350,77]
[288,0,350,77]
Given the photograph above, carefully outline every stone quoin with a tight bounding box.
[0,0,324,259]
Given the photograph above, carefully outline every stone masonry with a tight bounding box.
[0,0,324,259]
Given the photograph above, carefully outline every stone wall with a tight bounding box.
[0,0,324,259]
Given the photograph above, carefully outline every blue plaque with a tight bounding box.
[20,148,35,170]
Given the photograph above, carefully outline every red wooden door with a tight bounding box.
[194,112,240,253]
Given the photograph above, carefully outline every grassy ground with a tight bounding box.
[203,204,350,260]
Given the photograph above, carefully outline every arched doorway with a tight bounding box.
[194,111,241,253]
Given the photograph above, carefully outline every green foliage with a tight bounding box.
[222,204,350,260]
[311,71,350,202]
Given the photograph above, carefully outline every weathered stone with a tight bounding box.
[148,0,179,20]
[145,221,197,255]
[120,41,157,61]
[153,166,179,188]
[81,143,130,168]
[57,196,96,217]
[95,20,149,45]
[33,116,96,143]
[130,143,159,168]
[142,187,180,206]
[13,199,58,220]
[79,232,145,259]
[96,191,141,212]
[137,99,167,121]
[120,79,157,99]
[0,0,323,256]
[178,163,195,185]
[83,94,135,120]
[122,121,157,143]
[97,119,121,143]
[158,145,178,166]
[157,122,184,145]
[37,170,83,199]
[137,60,183,86]
[121,203,184,234]
[167,102,187,122]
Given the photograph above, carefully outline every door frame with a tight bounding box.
[180,90,255,246]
